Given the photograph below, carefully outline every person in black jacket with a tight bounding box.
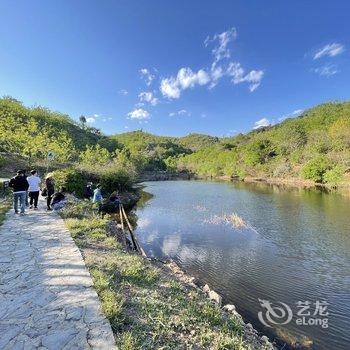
[51,187,66,210]
[45,177,55,211]
[9,170,29,215]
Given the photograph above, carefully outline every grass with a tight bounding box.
[0,185,11,225]
[0,199,11,225]
[60,200,253,350]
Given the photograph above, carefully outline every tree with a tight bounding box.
[301,156,331,183]
[79,144,111,167]
[79,115,87,129]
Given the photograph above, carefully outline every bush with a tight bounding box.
[301,156,331,183]
[323,165,345,188]
[100,169,134,193]
[273,162,291,178]
[49,168,94,197]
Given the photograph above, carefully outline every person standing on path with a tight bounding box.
[44,177,55,211]
[27,170,41,210]
[9,170,29,215]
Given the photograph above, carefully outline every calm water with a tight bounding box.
[134,180,350,350]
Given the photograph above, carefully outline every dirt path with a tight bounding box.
[0,200,116,349]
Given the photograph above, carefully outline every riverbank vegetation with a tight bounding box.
[0,96,349,189]
[60,200,271,349]
[0,181,11,225]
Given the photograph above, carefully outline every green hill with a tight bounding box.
[177,133,219,151]
[0,97,118,164]
[1,96,349,187]
[177,101,350,186]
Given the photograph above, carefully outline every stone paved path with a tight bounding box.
[0,200,116,349]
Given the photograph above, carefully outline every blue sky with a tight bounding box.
[0,1,349,137]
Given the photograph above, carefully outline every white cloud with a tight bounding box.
[226,62,264,91]
[314,43,345,60]
[253,118,270,129]
[278,109,304,121]
[127,108,150,120]
[93,114,100,118]
[169,109,191,117]
[209,65,224,88]
[86,117,95,124]
[313,64,339,77]
[160,77,181,99]
[292,109,303,115]
[140,68,155,86]
[159,28,264,99]
[118,89,128,95]
[138,91,159,106]
[205,27,237,66]
[160,67,210,99]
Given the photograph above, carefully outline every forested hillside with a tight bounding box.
[0,97,118,164]
[1,96,349,187]
[176,102,350,186]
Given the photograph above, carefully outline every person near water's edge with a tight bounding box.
[9,170,29,215]
[84,182,94,199]
[93,184,103,204]
[51,187,66,210]
[27,170,41,210]
[44,177,55,211]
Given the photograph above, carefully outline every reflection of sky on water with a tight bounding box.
[137,217,151,229]
[135,180,350,350]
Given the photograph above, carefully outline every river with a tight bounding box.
[134,180,350,350]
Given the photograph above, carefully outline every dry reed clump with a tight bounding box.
[204,212,248,229]
[223,213,248,229]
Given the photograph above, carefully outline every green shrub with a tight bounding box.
[49,168,94,197]
[100,169,134,193]
[301,156,331,183]
[323,165,345,187]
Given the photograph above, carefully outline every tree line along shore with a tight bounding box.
[0,97,349,195]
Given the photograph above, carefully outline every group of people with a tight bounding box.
[8,170,122,216]
[8,170,66,215]
[83,182,121,214]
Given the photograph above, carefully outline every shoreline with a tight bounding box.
[60,198,278,349]
[138,171,350,196]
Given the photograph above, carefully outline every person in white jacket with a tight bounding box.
[27,170,41,209]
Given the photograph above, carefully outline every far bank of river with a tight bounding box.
[138,171,350,196]
[134,180,350,350]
